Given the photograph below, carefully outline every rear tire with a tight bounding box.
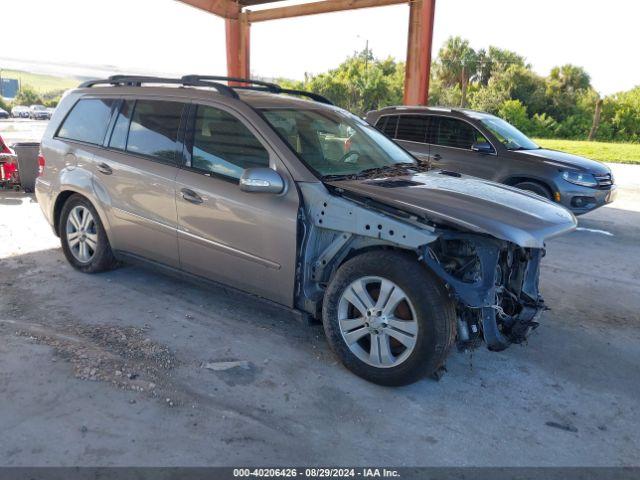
[322,250,456,386]
[59,194,118,273]
[513,180,552,200]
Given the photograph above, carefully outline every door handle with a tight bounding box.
[181,188,203,205]
[97,162,113,175]
[432,154,442,161]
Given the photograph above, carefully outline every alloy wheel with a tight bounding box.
[337,276,418,368]
[66,205,98,263]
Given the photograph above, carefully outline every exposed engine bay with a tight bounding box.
[424,234,544,351]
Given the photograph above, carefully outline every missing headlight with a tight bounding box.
[430,239,482,284]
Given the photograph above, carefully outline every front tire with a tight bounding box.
[59,194,117,273]
[322,250,456,386]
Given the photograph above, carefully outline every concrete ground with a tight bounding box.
[1,163,639,466]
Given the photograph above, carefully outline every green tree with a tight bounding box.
[42,89,65,108]
[602,86,640,141]
[435,36,479,107]
[545,64,592,121]
[529,113,558,138]
[13,85,43,106]
[476,46,526,85]
[0,97,10,113]
[498,99,530,133]
[303,49,404,116]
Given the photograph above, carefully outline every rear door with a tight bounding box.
[394,115,430,163]
[92,98,184,267]
[428,116,499,178]
[175,102,299,306]
[376,115,431,163]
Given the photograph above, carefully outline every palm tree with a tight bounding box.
[435,36,479,107]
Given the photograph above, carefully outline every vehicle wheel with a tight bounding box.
[59,194,117,273]
[513,180,552,200]
[322,250,456,386]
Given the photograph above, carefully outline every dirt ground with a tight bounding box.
[1,164,639,467]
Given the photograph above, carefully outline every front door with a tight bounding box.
[427,116,499,179]
[175,102,299,307]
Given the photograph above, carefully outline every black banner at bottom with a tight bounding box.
[0,467,638,480]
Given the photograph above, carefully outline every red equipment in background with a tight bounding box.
[0,134,20,188]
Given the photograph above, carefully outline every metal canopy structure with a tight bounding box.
[177,0,435,105]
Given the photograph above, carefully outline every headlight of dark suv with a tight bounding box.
[562,171,598,188]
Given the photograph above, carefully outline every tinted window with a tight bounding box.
[109,100,133,150]
[433,117,488,150]
[378,116,399,138]
[189,105,269,180]
[126,100,184,162]
[396,115,428,143]
[58,98,115,145]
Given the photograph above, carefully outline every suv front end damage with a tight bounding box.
[423,233,545,351]
[297,172,576,358]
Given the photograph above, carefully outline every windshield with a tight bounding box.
[260,108,416,178]
[473,114,539,151]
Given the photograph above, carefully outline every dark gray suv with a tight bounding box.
[366,107,616,215]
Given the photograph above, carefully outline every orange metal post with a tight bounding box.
[403,0,436,105]
[225,12,250,79]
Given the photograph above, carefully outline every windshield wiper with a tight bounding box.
[322,173,356,181]
[354,162,429,179]
[322,161,430,182]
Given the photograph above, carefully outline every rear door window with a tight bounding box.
[396,115,429,143]
[187,104,270,180]
[125,100,184,163]
[57,98,116,145]
[432,117,488,150]
[376,116,399,138]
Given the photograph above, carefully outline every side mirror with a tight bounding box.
[471,142,494,154]
[239,167,285,194]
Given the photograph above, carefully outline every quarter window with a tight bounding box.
[188,105,269,180]
[396,115,429,143]
[57,98,115,145]
[433,117,489,150]
[125,100,184,162]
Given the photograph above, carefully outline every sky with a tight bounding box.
[1,0,638,95]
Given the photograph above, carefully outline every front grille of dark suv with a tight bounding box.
[594,173,613,189]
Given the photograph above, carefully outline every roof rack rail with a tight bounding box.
[79,75,239,99]
[79,74,333,105]
[182,75,333,105]
[181,75,280,92]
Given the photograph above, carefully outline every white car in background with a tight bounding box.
[29,104,50,120]
[11,106,30,118]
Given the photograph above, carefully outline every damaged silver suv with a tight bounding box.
[36,76,577,385]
